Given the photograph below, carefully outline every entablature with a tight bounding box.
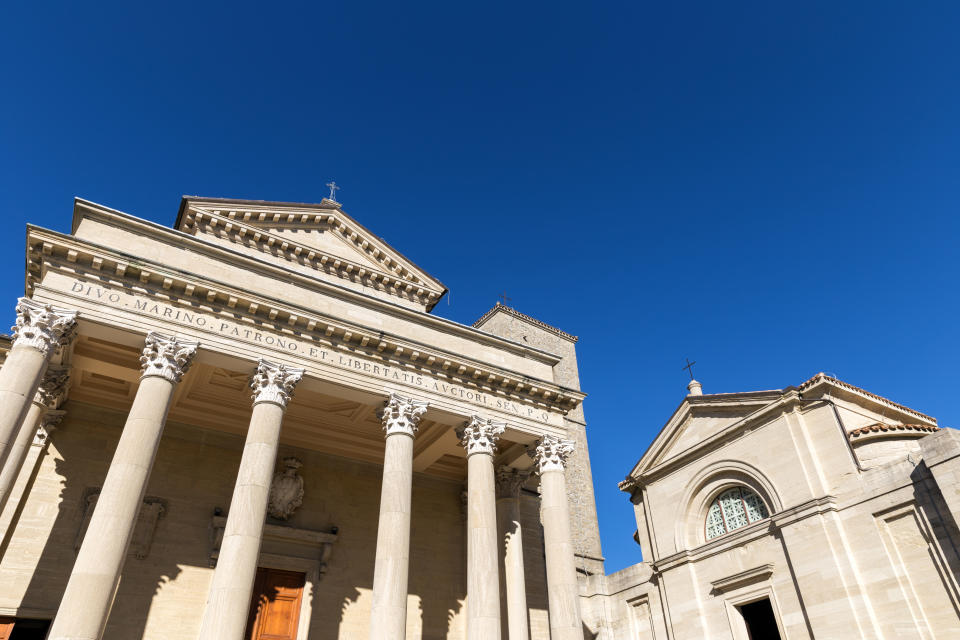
[26,227,585,429]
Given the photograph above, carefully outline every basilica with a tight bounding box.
[0,195,957,639]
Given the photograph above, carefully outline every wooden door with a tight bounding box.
[0,617,13,640]
[245,567,306,640]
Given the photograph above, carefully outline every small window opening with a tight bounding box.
[738,598,781,640]
[705,486,770,540]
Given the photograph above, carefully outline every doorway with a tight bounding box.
[738,598,782,640]
[0,618,52,640]
[245,567,307,640]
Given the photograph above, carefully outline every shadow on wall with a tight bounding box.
[2,403,191,639]
[911,462,960,587]
[4,401,551,639]
[307,468,468,640]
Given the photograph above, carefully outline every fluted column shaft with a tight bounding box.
[532,436,583,640]
[0,367,69,514]
[0,298,76,472]
[459,416,505,640]
[496,468,530,640]
[199,359,304,640]
[49,332,197,640]
[370,394,428,640]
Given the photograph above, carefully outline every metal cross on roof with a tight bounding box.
[326,181,341,201]
[499,291,512,306]
[683,358,697,380]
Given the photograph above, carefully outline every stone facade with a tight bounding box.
[474,305,605,578]
[0,196,593,639]
[1,193,956,639]
[588,374,960,639]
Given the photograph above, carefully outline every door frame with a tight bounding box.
[255,553,320,640]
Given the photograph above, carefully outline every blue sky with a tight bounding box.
[1,2,957,573]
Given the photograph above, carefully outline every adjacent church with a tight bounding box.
[0,195,956,639]
[603,376,960,639]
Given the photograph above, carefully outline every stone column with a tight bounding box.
[0,366,69,514]
[0,298,76,472]
[369,393,428,640]
[198,359,304,640]
[530,435,584,640]
[496,466,530,640]
[458,416,505,640]
[49,332,197,640]
[0,411,63,541]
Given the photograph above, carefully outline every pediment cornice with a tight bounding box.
[26,227,584,416]
[624,394,792,487]
[178,198,446,311]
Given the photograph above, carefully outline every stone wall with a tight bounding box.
[474,307,605,578]
[0,400,556,639]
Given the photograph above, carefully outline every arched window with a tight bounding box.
[705,486,770,540]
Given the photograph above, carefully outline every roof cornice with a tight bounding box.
[797,373,936,424]
[64,199,560,365]
[474,302,579,343]
[622,373,938,491]
[626,393,797,485]
[26,225,585,414]
[848,422,939,443]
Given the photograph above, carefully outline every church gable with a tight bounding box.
[667,409,757,456]
[632,391,783,476]
[176,197,447,312]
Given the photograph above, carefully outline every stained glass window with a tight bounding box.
[704,486,770,540]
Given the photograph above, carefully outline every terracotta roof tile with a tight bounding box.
[799,373,936,424]
[848,422,939,439]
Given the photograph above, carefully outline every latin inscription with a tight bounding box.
[70,280,554,424]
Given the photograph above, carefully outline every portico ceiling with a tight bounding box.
[66,335,531,481]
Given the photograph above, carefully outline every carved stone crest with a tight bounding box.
[268,457,304,520]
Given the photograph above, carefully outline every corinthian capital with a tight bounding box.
[34,366,70,409]
[379,393,428,438]
[456,416,505,457]
[11,298,78,356]
[250,359,304,408]
[495,466,530,500]
[35,410,65,446]
[139,332,199,383]
[529,435,575,473]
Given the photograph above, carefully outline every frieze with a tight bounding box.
[63,278,560,425]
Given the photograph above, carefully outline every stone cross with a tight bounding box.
[326,181,341,201]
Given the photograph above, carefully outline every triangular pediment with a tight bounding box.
[633,391,782,476]
[176,197,447,312]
